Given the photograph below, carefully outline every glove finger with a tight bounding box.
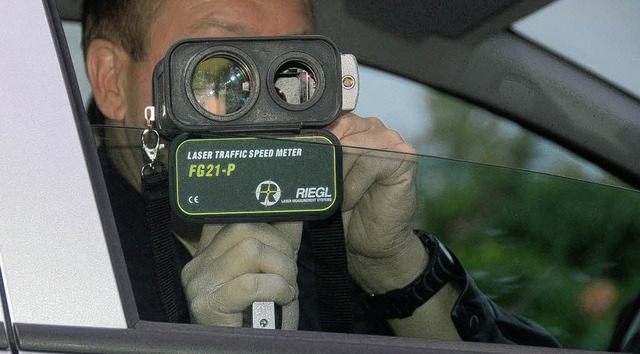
[189,273,296,326]
[271,221,303,250]
[196,223,226,255]
[328,114,415,154]
[198,223,299,259]
[342,148,416,211]
[184,237,298,298]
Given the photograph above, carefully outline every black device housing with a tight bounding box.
[153,36,343,135]
[151,36,349,223]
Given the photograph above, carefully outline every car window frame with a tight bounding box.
[45,0,140,329]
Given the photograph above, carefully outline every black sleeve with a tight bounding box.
[447,251,561,347]
[608,292,640,352]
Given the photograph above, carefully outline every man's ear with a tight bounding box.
[85,39,130,123]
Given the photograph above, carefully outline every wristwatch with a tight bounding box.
[362,230,460,319]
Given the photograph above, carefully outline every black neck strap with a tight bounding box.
[306,211,355,333]
[142,166,180,323]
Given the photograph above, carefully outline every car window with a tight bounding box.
[93,124,640,351]
[62,20,625,189]
[62,11,636,353]
[62,20,91,106]
[354,66,626,188]
[415,152,640,350]
[352,68,637,350]
[512,0,640,100]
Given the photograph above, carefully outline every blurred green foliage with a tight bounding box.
[413,93,640,350]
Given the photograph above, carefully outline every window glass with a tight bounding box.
[512,0,640,99]
[62,20,92,105]
[63,19,625,188]
[96,125,640,351]
[416,153,640,350]
[354,66,626,187]
[351,67,639,350]
[65,15,636,351]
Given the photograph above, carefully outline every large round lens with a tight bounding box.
[274,61,317,105]
[192,56,251,116]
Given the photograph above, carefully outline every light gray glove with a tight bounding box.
[328,113,425,294]
[181,222,302,329]
[329,113,461,340]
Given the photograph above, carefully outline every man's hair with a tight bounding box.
[82,0,163,62]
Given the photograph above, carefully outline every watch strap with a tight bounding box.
[362,230,459,319]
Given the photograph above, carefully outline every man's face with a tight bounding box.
[121,0,311,128]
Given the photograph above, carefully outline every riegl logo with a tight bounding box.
[255,180,282,206]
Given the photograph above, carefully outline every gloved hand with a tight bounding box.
[181,222,302,329]
[328,113,428,294]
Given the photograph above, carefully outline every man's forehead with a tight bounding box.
[158,0,312,37]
